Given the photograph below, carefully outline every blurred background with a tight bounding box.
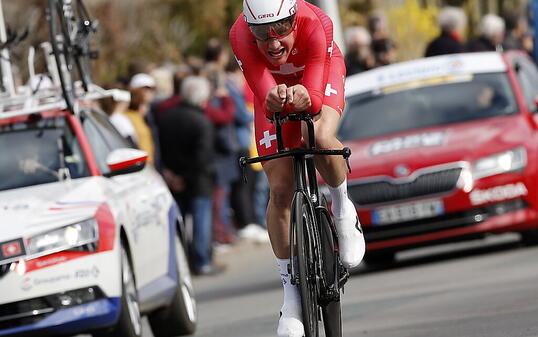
[2,1,538,336]
[2,0,532,84]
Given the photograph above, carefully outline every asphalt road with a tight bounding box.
[90,234,538,337]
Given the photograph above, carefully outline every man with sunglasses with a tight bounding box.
[230,1,365,336]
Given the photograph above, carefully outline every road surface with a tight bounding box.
[79,234,538,337]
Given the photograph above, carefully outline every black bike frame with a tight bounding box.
[239,111,351,298]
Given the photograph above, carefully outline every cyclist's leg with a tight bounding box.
[303,57,365,268]
[254,100,304,337]
[263,157,294,258]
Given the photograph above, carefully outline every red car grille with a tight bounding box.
[349,167,462,206]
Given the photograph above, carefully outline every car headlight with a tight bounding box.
[26,219,99,258]
[473,147,527,180]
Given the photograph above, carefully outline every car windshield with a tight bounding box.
[0,116,90,191]
[339,72,518,141]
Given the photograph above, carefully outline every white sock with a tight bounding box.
[328,179,354,219]
[276,258,304,337]
[276,258,300,304]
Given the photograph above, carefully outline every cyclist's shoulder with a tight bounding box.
[297,1,333,38]
[229,15,252,48]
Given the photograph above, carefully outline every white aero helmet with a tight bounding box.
[243,0,297,25]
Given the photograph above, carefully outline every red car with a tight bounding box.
[338,51,538,264]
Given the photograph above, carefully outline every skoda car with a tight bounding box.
[0,99,196,336]
[339,51,538,264]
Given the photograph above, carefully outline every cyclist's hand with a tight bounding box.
[265,84,287,118]
[287,85,312,112]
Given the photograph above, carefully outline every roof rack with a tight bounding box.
[0,82,129,120]
[0,0,129,121]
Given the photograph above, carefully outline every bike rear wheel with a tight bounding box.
[294,193,319,337]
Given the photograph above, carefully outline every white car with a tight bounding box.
[0,103,197,336]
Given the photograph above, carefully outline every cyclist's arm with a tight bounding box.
[301,20,333,115]
[230,23,279,115]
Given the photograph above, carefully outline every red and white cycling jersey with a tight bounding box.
[229,0,346,157]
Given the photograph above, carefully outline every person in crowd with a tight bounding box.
[368,11,397,66]
[503,11,529,50]
[156,75,222,276]
[100,82,136,146]
[372,38,397,66]
[204,40,239,247]
[425,6,467,57]
[344,26,375,76]
[124,73,157,165]
[368,11,390,42]
[466,14,505,52]
[150,65,175,102]
[243,82,271,230]
[154,64,193,114]
[226,57,270,243]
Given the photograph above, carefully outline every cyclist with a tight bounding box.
[230,0,365,336]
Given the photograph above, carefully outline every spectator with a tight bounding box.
[503,11,529,50]
[204,40,239,247]
[368,11,397,66]
[156,75,222,276]
[425,6,467,57]
[243,83,270,230]
[226,58,269,243]
[124,73,157,165]
[466,14,505,52]
[344,26,375,76]
[100,82,136,146]
[368,11,390,42]
[150,65,175,102]
[372,38,397,66]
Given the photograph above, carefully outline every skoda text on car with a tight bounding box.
[338,51,538,264]
[0,91,197,336]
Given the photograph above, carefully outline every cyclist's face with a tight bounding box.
[256,33,295,66]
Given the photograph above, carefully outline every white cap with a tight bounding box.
[129,73,156,89]
[243,0,297,25]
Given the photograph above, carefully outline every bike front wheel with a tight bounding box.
[318,197,343,337]
[294,193,319,337]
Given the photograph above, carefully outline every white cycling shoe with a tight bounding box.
[334,204,366,268]
[277,301,304,337]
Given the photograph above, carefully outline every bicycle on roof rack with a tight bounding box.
[239,111,351,337]
[46,0,98,113]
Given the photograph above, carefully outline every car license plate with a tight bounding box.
[372,199,444,225]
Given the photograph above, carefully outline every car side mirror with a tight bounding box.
[104,148,147,177]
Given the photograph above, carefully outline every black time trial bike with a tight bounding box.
[240,111,351,337]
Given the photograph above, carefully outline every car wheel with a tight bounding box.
[94,245,142,337]
[521,229,538,246]
[149,234,197,336]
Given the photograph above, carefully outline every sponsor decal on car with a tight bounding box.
[20,266,101,291]
[370,131,446,156]
[469,182,528,205]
